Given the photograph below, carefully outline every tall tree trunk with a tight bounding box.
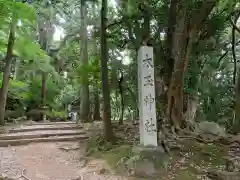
[41,72,47,106]
[79,0,90,122]
[167,1,217,130]
[118,70,124,125]
[92,5,101,121]
[234,68,240,133]
[0,20,16,125]
[233,13,240,133]
[166,7,190,129]
[183,56,202,127]
[119,94,124,124]
[185,95,198,127]
[38,23,47,113]
[100,0,114,142]
[38,24,48,121]
[165,0,177,87]
[38,6,54,119]
[93,89,101,120]
[13,58,19,80]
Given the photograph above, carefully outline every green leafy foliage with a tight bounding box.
[54,84,79,108]
[27,76,64,109]
[0,0,239,131]
[0,74,30,108]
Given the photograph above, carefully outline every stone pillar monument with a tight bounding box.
[138,46,158,147]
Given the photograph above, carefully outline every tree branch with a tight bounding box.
[232,24,237,85]
[217,51,228,68]
[230,18,240,34]
[231,12,240,84]
[216,40,240,69]
[106,13,143,29]
[191,0,218,31]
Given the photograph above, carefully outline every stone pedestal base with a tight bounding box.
[123,145,169,178]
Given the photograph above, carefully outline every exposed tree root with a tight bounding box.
[21,169,31,180]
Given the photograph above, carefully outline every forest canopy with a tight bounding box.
[0,0,240,138]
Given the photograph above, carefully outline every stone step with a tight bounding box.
[8,126,81,133]
[0,135,88,147]
[0,130,86,140]
[23,121,76,126]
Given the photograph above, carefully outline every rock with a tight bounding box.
[71,177,83,180]
[207,169,240,180]
[125,156,156,177]
[132,145,165,156]
[59,144,80,151]
[1,173,8,178]
[196,121,226,137]
[0,174,15,180]
[123,145,169,178]
[230,134,240,144]
[14,116,27,122]
[98,168,106,174]
[26,109,43,121]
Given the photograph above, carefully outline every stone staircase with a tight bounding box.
[0,121,88,147]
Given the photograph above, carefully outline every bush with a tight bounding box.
[46,110,67,121]
[4,109,25,119]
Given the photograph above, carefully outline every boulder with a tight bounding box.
[25,109,42,121]
[195,121,226,137]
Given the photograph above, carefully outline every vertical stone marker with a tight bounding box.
[138,46,158,147]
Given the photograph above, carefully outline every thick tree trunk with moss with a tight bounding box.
[79,0,90,122]
[100,0,114,142]
[167,0,217,130]
[0,22,15,125]
[167,7,192,129]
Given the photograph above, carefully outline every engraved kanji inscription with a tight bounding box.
[144,75,154,86]
[143,54,153,68]
[144,118,156,133]
[144,94,155,110]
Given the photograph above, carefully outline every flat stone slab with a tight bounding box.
[23,121,76,126]
[0,135,88,147]
[7,125,81,133]
[0,130,86,140]
[13,123,77,129]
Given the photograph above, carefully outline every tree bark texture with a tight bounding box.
[0,21,15,125]
[79,0,90,121]
[100,0,114,142]
[167,0,217,129]
[234,68,240,133]
[93,89,101,120]
[92,4,101,121]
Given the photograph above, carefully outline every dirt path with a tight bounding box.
[0,142,129,180]
[0,122,129,180]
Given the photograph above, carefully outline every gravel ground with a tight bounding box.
[0,122,129,180]
[0,142,129,180]
[0,147,24,178]
[1,130,82,136]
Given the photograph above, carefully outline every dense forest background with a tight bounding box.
[1,0,240,142]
